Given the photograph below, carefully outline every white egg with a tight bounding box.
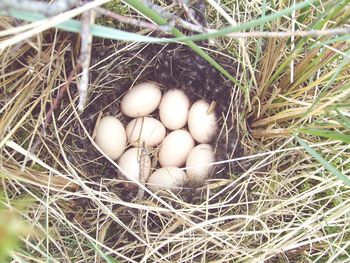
[186,144,215,182]
[159,89,190,130]
[118,148,151,182]
[147,167,187,192]
[159,130,195,167]
[95,116,126,160]
[126,117,166,147]
[121,82,162,117]
[188,100,218,143]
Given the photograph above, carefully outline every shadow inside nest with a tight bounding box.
[66,40,245,203]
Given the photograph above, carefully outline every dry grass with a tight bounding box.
[1,0,350,262]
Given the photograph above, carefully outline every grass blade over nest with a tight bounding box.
[2,9,162,43]
[89,241,120,263]
[334,108,350,129]
[295,135,350,186]
[299,128,350,144]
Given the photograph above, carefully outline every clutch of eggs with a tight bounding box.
[94,82,218,193]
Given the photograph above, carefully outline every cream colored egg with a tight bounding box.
[159,89,190,130]
[121,82,162,117]
[126,117,166,147]
[95,116,126,160]
[147,167,187,192]
[186,144,215,182]
[159,130,195,167]
[118,148,151,182]
[188,100,218,143]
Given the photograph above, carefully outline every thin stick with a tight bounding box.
[176,0,204,30]
[226,27,350,39]
[136,143,150,200]
[0,0,79,16]
[95,7,172,32]
[290,0,296,83]
[77,9,94,111]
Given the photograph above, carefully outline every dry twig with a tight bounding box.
[95,7,172,32]
[0,0,80,16]
[136,143,150,200]
[77,9,94,111]
[227,27,350,38]
[176,0,204,30]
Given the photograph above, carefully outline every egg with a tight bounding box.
[159,130,195,167]
[186,144,215,182]
[126,117,166,147]
[121,82,162,117]
[118,148,151,182]
[159,89,190,130]
[95,116,126,160]
[147,167,187,192]
[188,100,218,143]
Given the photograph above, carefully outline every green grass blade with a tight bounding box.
[318,49,350,94]
[334,109,350,129]
[263,0,347,88]
[290,48,350,127]
[295,135,350,186]
[304,0,347,30]
[89,241,119,263]
[253,0,266,70]
[299,128,350,144]
[311,35,350,49]
[3,9,163,42]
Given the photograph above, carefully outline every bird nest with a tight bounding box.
[63,39,245,199]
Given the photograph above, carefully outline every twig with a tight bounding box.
[136,143,149,200]
[94,7,172,32]
[176,0,204,31]
[290,0,296,83]
[0,0,80,16]
[226,27,350,38]
[77,9,94,111]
